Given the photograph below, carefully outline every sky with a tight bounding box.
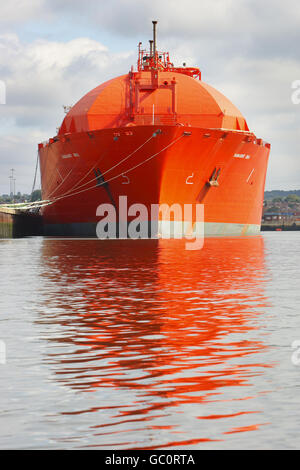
[0,0,300,194]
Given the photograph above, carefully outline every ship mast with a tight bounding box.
[152,20,157,67]
[136,21,201,79]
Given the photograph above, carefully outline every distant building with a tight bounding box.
[262,212,297,223]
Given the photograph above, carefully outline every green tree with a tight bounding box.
[265,206,280,213]
[31,189,42,201]
[285,194,300,203]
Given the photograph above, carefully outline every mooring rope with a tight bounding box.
[51,131,155,201]
[47,167,73,199]
[1,130,185,212]
[31,151,40,195]
[0,200,51,211]
[49,132,184,204]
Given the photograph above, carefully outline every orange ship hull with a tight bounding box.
[38,22,271,236]
[39,125,270,236]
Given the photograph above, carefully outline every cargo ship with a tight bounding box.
[38,21,270,237]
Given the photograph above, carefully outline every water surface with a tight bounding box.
[0,233,300,449]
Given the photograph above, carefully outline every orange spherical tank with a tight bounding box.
[59,70,249,135]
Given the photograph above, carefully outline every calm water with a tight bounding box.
[0,232,300,449]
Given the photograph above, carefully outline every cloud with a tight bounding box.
[43,0,300,61]
[0,34,134,193]
[0,0,47,26]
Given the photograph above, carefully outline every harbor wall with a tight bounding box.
[261,222,300,231]
[0,209,43,238]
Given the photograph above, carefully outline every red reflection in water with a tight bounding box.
[39,236,271,448]
[224,422,269,434]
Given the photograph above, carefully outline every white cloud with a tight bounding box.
[0,0,46,25]
[0,34,134,193]
[47,0,300,39]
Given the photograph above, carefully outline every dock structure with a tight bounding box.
[0,207,43,238]
[261,223,300,231]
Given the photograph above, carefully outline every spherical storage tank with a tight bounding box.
[58,33,249,136]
